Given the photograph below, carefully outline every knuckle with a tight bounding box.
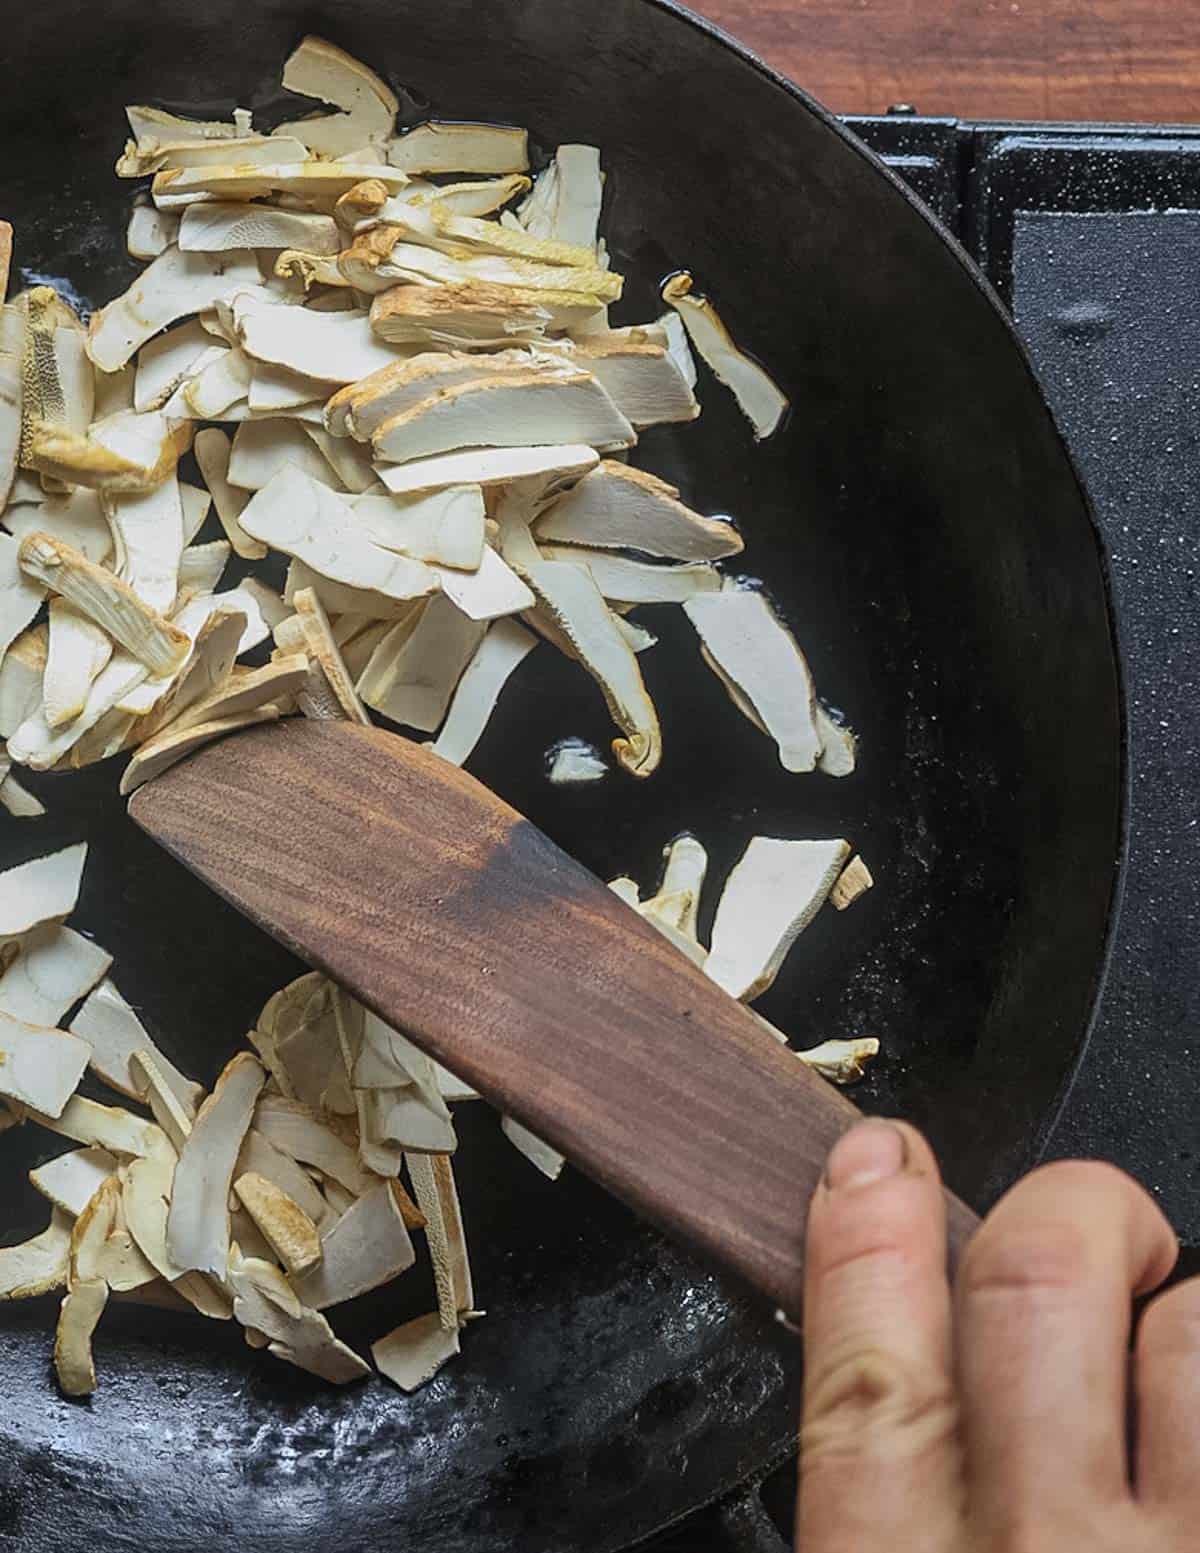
[1138,1279,1200,1363]
[801,1343,958,1467]
[959,1217,1092,1305]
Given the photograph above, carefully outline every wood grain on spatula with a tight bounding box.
[128,719,977,1321]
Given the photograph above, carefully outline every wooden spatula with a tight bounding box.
[129,719,977,1322]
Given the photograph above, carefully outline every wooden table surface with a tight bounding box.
[693,0,1200,123]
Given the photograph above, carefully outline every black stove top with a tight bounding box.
[640,110,1200,1553]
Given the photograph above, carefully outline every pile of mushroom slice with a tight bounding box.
[0,32,855,805]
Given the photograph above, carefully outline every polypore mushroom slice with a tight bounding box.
[538,545,720,606]
[500,1115,565,1181]
[0,1011,91,1117]
[546,738,607,785]
[247,361,328,417]
[178,541,230,594]
[225,418,339,494]
[830,854,874,911]
[128,1049,193,1153]
[353,1011,452,1112]
[0,626,46,736]
[376,442,598,499]
[289,587,367,724]
[419,207,599,271]
[796,1037,881,1085]
[656,833,708,940]
[0,220,10,298]
[87,247,261,372]
[283,557,420,619]
[126,197,180,261]
[0,1206,73,1299]
[54,1276,108,1396]
[233,1172,322,1277]
[117,132,299,178]
[236,296,405,385]
[133,319,213,412]
[4,487,113,565]
[0,531,47,664]
[367,282,566,349]
[0,771,45,818]
[184,344,252,419]
[0,303,26,509]
[428,618,537,766]
[227,1251,369,1384]
[241,468,437,604]
[30,409,192,495]
[304,425,376,494]
[372,372,633,465]
[373,1309,461,1392]
[105,475,184,615]
[684,586,823,772]
[274,35,397,157]
[19,533,189,676]
[293,1178,415,1310]
[535,462,739,562]
[68,976,204,1110]
[30,1146,117,1217]
[138,604,248,735]
[661,272,787,439]
[350,485,486,569]
[42,602,112,728]
[553,338,698,428]
[519,558,662,777]
[119,704,280,795]
[253,1095,368,1194]
[357,592,484,730]
[27,1093,165,1158]
[387,121,529,175]
[406,1152,473,1327]
[328,349,555,442]
[239,1129,333,1230]
[166,655,309,738]
[71,1175,157,1293]
[399,174,532,222]
[706,836,851,1001]
[637,897,708,968]
[519,144,604,251]
[111,586,271,720]
[166,1051,265,1277]
[0,925,111,1027]
[151,162,406,210]
[815,704,857,777]
[0,841,86,943]
[178,201,342,255]
[190,426,264,561]
[124,103,252,148]
[19,290,95,466]
[351,235,620,304]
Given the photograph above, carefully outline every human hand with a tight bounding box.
[798,1120,1196,1550]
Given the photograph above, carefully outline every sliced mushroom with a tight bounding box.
[0,1207,73,1299]
[283,557,422,619]
[70,1172,157,1293]
[376,442,599,499]
[8,646,151,770]
[0,219,11,298]
[119,703,280,795]
[124,103,251,148]
[795,1036,880,1085]
[252,1094,369,1195]
[87,247,261,372]
[500,1115,565,1181]
[372,1310,461,1392]
[0,531,48,667]
[428,618,536,765]
[0,924,111,1027]
[184,346,253,420]
[406,1152,473,1329]
[236,295,405,385]
[536,461,740,561]
[350,486,486,569]
[290,586,369,724]
[0,302,24,510]
[0,841,86,943]
[0,770,45,819]
[151,161,406,210]
[518,558,661,777]
[117,133,306,179]
[705,836,851,1001]
[369,281,587,349]
[304,425,376,494]
[247,361,328,417]
[237,1128,334,1231]
[656,833,708,941]
[546,738,607,785]
[829,854,874,910]
[386,122,529,175]
[226,1249,369,1384]
[357,592,484,730]
[18,288,95,463]
[128,1049,193,1152]
[327,348,562,442]
[136,605,248,734]
[435,545,534,622]
[225,418,339,493]
[54,1276,108,1396]
[178,540,231,594]
[165,655,309,738]
[411,206,600,271]
[179,201,341,255]
[133,319,214,412]
[233,1171,322,1278]
[25,1093,165,1158]
[0,1012,91,1117]
[167,1051,265,1278]
[552,338,697,429]
[191,426,265,560]
[43,600,112,727]
[661,272,787,439]
[126,197,180,261]
[538,545,719,605]
[274,36,397,158]
[519,144,603,250]
[293,1178,415,1310]
[30,409,192,494]
[683,586,823,772]
[3,487,114,565]
[346,233,619,304]
[815,704,857,778]
[105,475,185,614]
[29,1146,117,1217]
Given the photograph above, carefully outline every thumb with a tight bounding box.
[797,1120,962,1553]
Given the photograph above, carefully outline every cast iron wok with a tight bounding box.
[0,1,1121,1549]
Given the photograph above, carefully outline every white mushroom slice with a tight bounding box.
[54,1276,108,1396]
[376,443,599,498]
[92,361,137,421]
[406,1152,473,1326]
[428,618,536,765]
[500,1115,565,1181]
[191,426,265,561]
[0,925,110,1027]
[336,617,393,682]
[166,655,308,737]
[0,1207,73,1299]
[178,540,230,594]
[304,425,375,494]
[117,133,305,178]
[657,834,708,940]
[351,486,486,569]
[30,410,192,494]
[274,36,397,157]
[433,1062,479,1104]
[435,545,533,622]
[0,1011,90,1117]
[4,488,115,565]
[815,704,857,777]
[247,361,328,416]
[26,1094,164,1157]
[68,977,202,1114]
[796,1037,881,1085]
[179,202,341,255]
[372,372,633,465]
[373,1310,461,1392]
[637,896,708,968]
[87,247,260,372]
[42,601,112,728]
[8,648,151,770]
[397,174,531,221]
[283,558,421,619]
[546,738,607,785]
[538,546,720,605]
[227,1250,369,1384]
[71,1175,157,1293]
[253,1095,368,1194]
[830,854,874,911]
[290,586,369,724]
[684,587,822,772]
[167,1052,265,1277]
[706,836,851,1001]
[387,122,528,175]
[348,236,619,303]
[536,462,741,561]
[654,312,697,390]
[661,273,787,439]
[125,103,252,147]
[519,559,661,777]
[238,1129,333,1231]
[327,348,553,442]
[119,705,279,795]
[184,345,253,419]
[106,475,184,613]
[128,1049,192,1153]
[30,1146,116,1217]
[138,605,247,734]
[520,144,604,249]
[553,338,698,428]
[0,532,47,666]
[357,592,484,730]
[368,282,582,349]
[0,221,10,300]
[293,1178,415,1310]
[0,304,24,510]
[19,293,95,465]
[236,297,404,385]
[0,841,86,942]
[233,1172,321,1277]
[19,533,189,676]
[151,162,406,210]
[126,198,179,261]
[412,207,599,270]
[0,773,45,818]
[241,468,437,602]
[226,418,339,494]
[133,320,214,412]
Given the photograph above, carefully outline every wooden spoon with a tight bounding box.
[129,719,977,1322]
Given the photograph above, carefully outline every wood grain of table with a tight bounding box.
[692,0,1200,123]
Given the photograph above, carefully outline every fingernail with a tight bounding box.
[824,1120,908,1191]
